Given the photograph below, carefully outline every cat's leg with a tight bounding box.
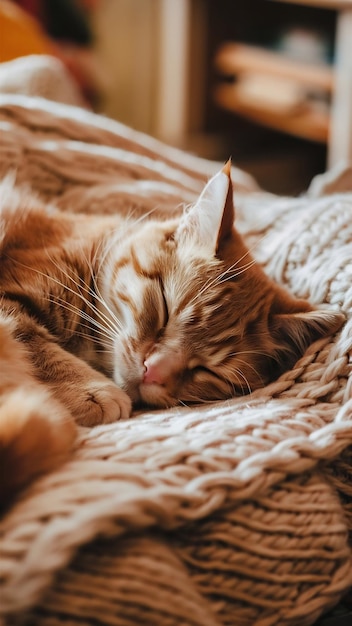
[11,310,132,427]
[0,313,76,503]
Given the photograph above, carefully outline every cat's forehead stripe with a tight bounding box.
[115,290,137,311]
[111,256,130,280]
[130,246,160,280]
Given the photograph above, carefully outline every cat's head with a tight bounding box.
[100,161,344,408]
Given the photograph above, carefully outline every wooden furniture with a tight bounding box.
[214,0,352,167]
[328,3,352,166]
[214,42,332,143]
[92,0,351,172]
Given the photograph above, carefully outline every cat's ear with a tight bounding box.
[269,295,345,368]
[176,159,234,254]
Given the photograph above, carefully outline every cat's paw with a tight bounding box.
[73,381,132,426]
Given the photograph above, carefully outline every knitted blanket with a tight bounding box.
[0,93,351,626]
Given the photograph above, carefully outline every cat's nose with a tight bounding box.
[143,361,165,385]
[143,349,184,386]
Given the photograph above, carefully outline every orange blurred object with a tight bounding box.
[0,0,56,62]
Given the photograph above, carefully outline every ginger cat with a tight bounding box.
[0,162,344,503]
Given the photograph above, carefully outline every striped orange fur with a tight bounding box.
[0,164,344,504]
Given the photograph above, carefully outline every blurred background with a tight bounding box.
[1,0,351,194]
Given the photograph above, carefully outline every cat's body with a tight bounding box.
[0,163,344,503]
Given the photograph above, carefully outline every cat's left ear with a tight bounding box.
[176,159,234,255]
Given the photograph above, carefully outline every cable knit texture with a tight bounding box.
[0,58,351,626]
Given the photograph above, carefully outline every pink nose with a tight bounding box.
[143,361,165,385]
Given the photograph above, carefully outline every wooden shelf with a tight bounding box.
[214,83,329,142]
[214,42,331,143]
[215,43,334,92]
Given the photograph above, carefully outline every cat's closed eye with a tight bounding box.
[192,365,223,382]
[160,285,169,327]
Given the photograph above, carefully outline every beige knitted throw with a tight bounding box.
[0,92,351,626]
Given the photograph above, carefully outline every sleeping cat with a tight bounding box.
[0,161,344,503]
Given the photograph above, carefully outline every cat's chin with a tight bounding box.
[138,382,177,409]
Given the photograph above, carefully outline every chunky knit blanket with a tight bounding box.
[0,79,352,625]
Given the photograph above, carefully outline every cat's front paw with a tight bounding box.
[73,382,132,426]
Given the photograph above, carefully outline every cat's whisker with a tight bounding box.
[181,394,207,405]
[233,231,270,267]
[228,349,273,359]
[65,327,113,350]
[94,349,115,354]
[189,231,270,307]
[222,253,251,274]
[178,399,191,408]
[188,257,257,309]
[45,295,117,345]
[232,367,253,395]
[218,259,258,284]
[47,292,112,334]
[220,230,274,285]
[215,256,258,285]
[58,270,122,338]
[11,254,117,336]
[233,358,264,388]
[43,249,123,336]
[85,261,124,336]
[187,268,228,308]
[223,351,263,389]
[194,395,224,406]
[75,254,124,337]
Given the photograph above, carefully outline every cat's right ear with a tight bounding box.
[175,159,235,255]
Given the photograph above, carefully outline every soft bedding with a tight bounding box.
[0,59,351,626]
